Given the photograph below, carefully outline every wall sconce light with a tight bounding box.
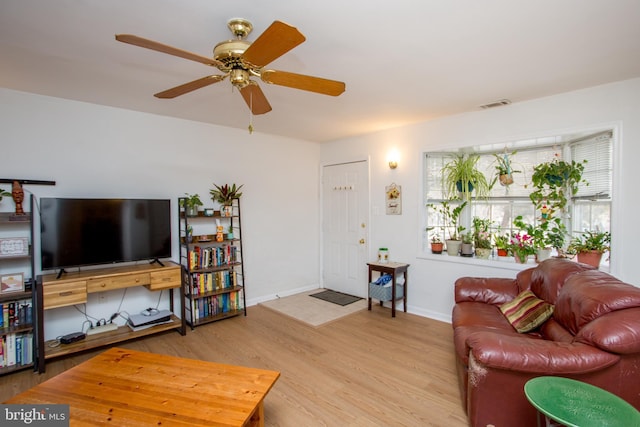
[387,149,399,169]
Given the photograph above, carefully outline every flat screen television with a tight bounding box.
[40,198,171,271]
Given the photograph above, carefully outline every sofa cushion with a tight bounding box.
[530,258,594,304]
[555,270,640,335]
[500,290,554,333]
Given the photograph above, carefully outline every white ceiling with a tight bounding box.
[2,1,640,142]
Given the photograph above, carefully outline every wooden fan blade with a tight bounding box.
[154,75,226,99]
[240,84,272,115]
[115,34,222,67]
[242,21,306,67]
[261,70,345,96]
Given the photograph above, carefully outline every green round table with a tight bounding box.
[524,376,640,427]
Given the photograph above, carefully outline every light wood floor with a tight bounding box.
[1,305,468,427]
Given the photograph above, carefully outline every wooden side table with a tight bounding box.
[367,261,409,317]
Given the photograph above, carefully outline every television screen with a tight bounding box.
[40,198,171,271]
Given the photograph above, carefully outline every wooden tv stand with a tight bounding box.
[36,261,185,372]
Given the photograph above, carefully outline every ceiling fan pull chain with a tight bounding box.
[248,90,254,134]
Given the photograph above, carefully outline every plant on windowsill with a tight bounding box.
[442,153,492,201]
[508,231,536,264]
[426,229,444,254]
[567,230,611,269]
[494,232,510,257]
[472,217,493,259]
[460,232,474,257]
[180,193,203,217]
[428,199,467,256]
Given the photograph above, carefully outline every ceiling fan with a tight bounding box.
[115,19,346,115]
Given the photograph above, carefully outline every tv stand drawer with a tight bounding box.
[43,280,88,309]
[147,268,181,291]
[87,273,150,293]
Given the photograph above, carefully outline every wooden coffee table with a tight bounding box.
[5,347,280,426]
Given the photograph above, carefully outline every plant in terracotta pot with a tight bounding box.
[442,154,492,201]
[567,230,610,268]
[494,232,510,257]
[472,217,493,259]
[426,229,444,254]
[180,193,203,217]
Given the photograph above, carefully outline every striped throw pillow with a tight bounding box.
[500,290,554,333]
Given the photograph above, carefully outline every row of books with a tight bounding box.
[1,299,33,328]
[188,270,238,296]
[0,332,33,368]
[187,244,239,270]
[187,292,244,321]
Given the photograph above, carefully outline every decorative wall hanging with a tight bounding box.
[385,183,402,215]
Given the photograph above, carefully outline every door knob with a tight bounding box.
[359,239,365,244]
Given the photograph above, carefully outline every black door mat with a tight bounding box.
[310,290,363,306]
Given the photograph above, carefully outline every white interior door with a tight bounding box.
[322,161,369,297]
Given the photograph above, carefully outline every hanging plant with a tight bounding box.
[492,152,521,187]
[529,158,587,212]
[442,154,491,201]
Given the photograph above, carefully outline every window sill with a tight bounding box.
[417,252,539,272]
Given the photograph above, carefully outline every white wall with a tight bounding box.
[320,78,640,322]
[3,77,639,337]
[0,88,321,339]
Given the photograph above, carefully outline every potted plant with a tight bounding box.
[460,232,474,257]
[568,230,611,268]
[529,157,588,212]
[508,231,536,264]
[428,199,467,256]
[494,232,510,257]
[210,183,243,216]
[492,152,521,187]
[429,233,444,254]
[472,217,493,259]
[442,154,492,201]
[180,193,203,217]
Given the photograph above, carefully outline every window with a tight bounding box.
[423,130,613,262]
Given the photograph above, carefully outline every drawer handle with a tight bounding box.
[59,291,72,297]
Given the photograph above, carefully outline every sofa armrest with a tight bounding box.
[454,277,519,304]
[466,331,620,374]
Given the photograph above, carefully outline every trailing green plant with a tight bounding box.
[428,199,467,240]
[568,230,611,254]
[442,153,492,201]
[529,157,588,212]
[512,215,566,250]
[210,183,243,206]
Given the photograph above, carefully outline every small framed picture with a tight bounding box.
[0,237,29,257]
[204,208,214,217]
[1,273,24,293]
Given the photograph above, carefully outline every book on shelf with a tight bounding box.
[188,244,239,270]
[188,291,243,320]
[1,332,34,368]
[0,299,32,328]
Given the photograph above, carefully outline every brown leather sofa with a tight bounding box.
[452,258,640,427]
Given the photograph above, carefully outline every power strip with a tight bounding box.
[86,323,118,336]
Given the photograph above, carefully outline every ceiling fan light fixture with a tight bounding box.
[230,69,250,89]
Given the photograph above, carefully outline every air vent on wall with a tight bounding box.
[479,99,512,109]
